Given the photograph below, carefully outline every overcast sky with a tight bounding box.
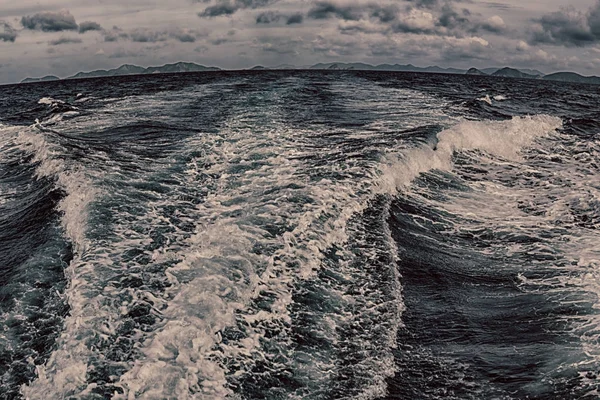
[1,0,600,82]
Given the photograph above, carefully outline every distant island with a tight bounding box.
[19,61,600,86]
[21,75,61,83]
[21,62,220,83]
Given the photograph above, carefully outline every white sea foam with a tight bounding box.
[378,115,563,191]
[477,94,492,105]
[16,122,100,399]
[38,97,66,107]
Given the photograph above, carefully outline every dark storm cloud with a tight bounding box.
[370,5,398,23]
[530,3,600,47]
[172,32,197,42]
[286,13,304,25]
[199,0,274,18]
[307,2,362,21]
[255,11,303,25]
[78,21,102,34]
[48,37,83,46]
[256,11,281,24]
[200,3,238,17]
[306,2,402,24]
[21,10,78,32]
[211,37,230,45]
[130,29,201,43]
[0,21,17,42]
[437,4,470,29]
[304,1,502,39]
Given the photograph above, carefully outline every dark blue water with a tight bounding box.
[1,71,600,399]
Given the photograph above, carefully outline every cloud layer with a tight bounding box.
[21,10,78,32]
[1,1,600,83]
[530,3,600,47]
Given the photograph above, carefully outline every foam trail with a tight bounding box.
[17,76,563,400]
[17,124,100,399]
[109,83,447,399]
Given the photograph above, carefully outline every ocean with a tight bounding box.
[0,70,599,399]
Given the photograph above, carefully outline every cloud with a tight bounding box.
[480,15,506,33]
[200,3,238,17]
[255,11,303,25]
[370,5,398,23]
[78,21,102,34]
[436,4,470,30]
[102,26,201,43]
[338,19,388,34]
[286,13,303,25]
[304,1,505,39]
[393,9,436,34]
[199,0,274,18]
[529,3,600,47]
[211,37,230,45]
[441,36,490,60]
[257,36,304,54]
[103,26,129,42]
[130,29,169,43]
[405,0,441,9]
[48,37,83,46]
[307,2,361,21]
[516,40,529,51]
[21,10,78,32]
[484,2,518,11]
[109,48,142,59]
[256,11,281,24]
[0,21,17,42]
[172,32,197,42]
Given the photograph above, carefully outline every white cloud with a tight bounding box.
[486,15,505,30]
[399,9,435,31]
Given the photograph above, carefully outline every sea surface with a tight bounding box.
[1,70,600,399]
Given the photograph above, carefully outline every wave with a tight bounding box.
[14,79,567,400]
[0,123,74,399]
[378,115,562,191]
[14,120,100,399]
[385,113,600,397]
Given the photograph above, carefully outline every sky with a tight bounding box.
[2,0,600,82]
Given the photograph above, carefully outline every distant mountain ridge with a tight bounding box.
[19,61,600,86]
[21,62,221,83]
[543,72,600,85]
[491,67,541,79]
[308,62,466,74]
[21,75,60,83]
[482,67,544,76]
[466,68,487,76]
